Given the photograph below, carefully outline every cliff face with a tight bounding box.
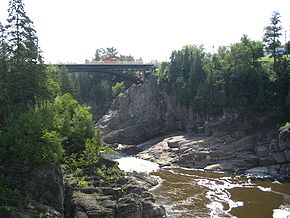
[0,164,64,217]
[97,77,206,144]
[97,78,168,144]
[97,77,290,176]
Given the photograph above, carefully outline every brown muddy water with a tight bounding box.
[151,167,290,218]
[115,156,290,218]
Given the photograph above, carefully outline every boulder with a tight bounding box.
[279,125,290,150]
[167,138,180,148]
[116,193,143,218]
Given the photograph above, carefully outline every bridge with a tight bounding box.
[54,63,158,84]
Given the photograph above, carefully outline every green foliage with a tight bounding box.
[158,30,289,116]
[0,92,103,167]
[0,106,64,165]
[65,134,103,171]
[0,205,18,212]
[94,47,118,60]
[77,179,88,188]
[53,93,95,154]
[263,11,283,66]
[112,82,125,97]
[0,175,21,211]
[0,0,58,125]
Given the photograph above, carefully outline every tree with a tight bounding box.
[119,54,135,61]
[4,0,46,109]
[94,47,118,60]
[263,11,283,66]
[285,41,290,55]
[241,34,264,64]
[112,82,125,97]
[0,22,9,124]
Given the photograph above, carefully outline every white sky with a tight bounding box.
[0,0,290,63]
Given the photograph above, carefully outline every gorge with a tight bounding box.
[96,76,290,217]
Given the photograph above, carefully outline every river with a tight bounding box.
[115,156,290,218]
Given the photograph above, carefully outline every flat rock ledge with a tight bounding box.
[130,128,290,177]
[64,159,166,218]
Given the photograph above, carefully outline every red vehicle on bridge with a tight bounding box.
[100,57,117,62]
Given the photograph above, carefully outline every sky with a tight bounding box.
[0,0,290,64]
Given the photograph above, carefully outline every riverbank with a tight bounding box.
[63,157,166,218]
[97,77,290,177]
[113,150,290,217]
[115,125,290,178]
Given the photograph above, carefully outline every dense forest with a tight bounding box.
[157,11,290,119]
[0,1,113,213]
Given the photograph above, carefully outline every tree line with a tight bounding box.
[0,0,104,168]
[157,11,290,119]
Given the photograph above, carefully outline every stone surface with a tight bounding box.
[284,149,290,162]
[64,158,166,218]
[272,152,286,163]
[97,77,290,177]
[255,146,269,158]
[259,156,277,166]
[279,126,290,150]
[0,164,64,218]
[97,78,168,144]
[235,135,255,152]
[167,138,180,148]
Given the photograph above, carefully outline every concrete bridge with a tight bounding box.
[54,63,158,84]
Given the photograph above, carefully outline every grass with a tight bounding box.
[259,54,290,63]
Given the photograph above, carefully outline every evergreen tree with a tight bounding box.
[263,11,283,66]
[0,22,10,123]
[5,0,45,109]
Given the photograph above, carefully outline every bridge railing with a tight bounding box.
[85,60,144,65]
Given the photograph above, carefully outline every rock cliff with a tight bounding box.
[0,164,64,217]
[97,77,205,144]
[97,77,290,176]
[0,160,166,218]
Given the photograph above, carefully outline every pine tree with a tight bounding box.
[5,0,45,109]
[0,21,10,124]
[263,11,283,66]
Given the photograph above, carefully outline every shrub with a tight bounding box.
[0,106,64,166]
[53,94,95,154]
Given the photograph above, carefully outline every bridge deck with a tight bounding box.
[53,63,158,84]
[55,63,157,73]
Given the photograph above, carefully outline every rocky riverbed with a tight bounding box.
[98,77,290,177]
[64,158,166,218]
[116,125,290,177]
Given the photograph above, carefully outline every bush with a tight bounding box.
[112,82,125,97]
[53,94,95,154]
[0,93,104,169]
[0,106,64,166]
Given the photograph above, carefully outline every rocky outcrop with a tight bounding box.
[0,164,64,218]
[133,126,290,176]
[97,77,211,144]
[97,77,168,144]
[97,77,290,176]
[64,159,166,218]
